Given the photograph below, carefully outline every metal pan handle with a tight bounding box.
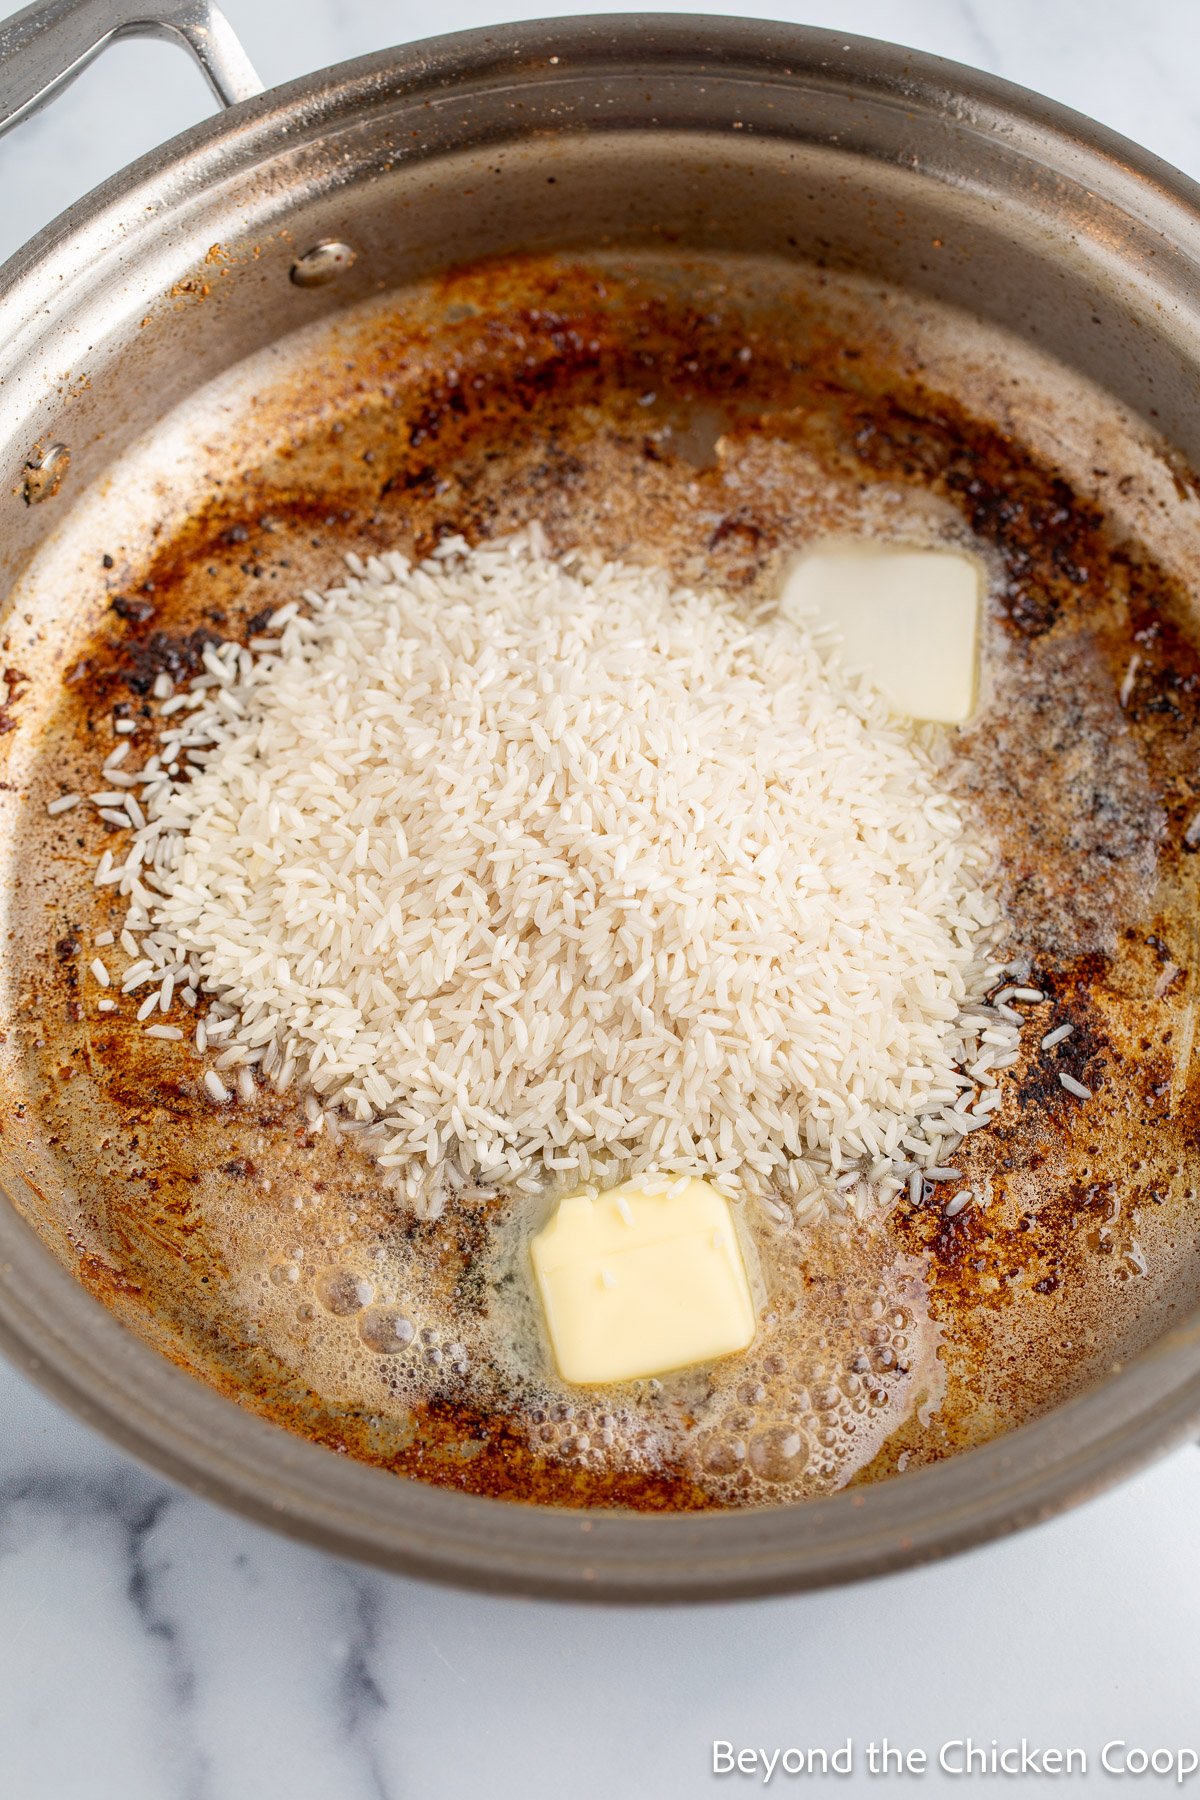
[0,0,264,138]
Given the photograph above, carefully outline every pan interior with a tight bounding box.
[2,249,1200,1509]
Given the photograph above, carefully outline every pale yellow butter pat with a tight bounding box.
[531,1176,756,1385]
[780,540,981,724]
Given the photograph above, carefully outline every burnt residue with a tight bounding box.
[893,928,1200,1448]
[379,1393,709,1510]
[1009,969,1109,1120]
[960,634,1164,957]
[0,666,30,735]
[110,594,157,627]
[116,628,223,700]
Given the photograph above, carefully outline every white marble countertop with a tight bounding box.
[3,3,1200,1796]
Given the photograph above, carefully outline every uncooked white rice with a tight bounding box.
[203,1069,229,1104]
[1059,1072,1093,1100]
[83,527,1021,1217]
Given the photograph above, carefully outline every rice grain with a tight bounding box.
[94,528,1013,1215]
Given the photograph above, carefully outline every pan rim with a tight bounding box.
[7,12,1200,317]
[4,12,1200,1599]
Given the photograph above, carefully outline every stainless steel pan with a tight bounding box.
[3,0,1200,1600]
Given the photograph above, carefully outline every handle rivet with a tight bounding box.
[290,241,357,288]
[22,442,70,505]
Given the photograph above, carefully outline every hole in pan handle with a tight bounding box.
[0,0,264,140]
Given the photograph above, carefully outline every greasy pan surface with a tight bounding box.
[4,17,1200,1596]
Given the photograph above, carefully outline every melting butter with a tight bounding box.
[530,1176,756,1385]
[780,540,982,723]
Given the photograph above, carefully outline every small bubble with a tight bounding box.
[702,1437,747,1475]
[357,1306,415,1354]
[270,1260,300,1286]
[748,1425,809,1483]
[737,1381,767,1405]
[316,1268,375,1315]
